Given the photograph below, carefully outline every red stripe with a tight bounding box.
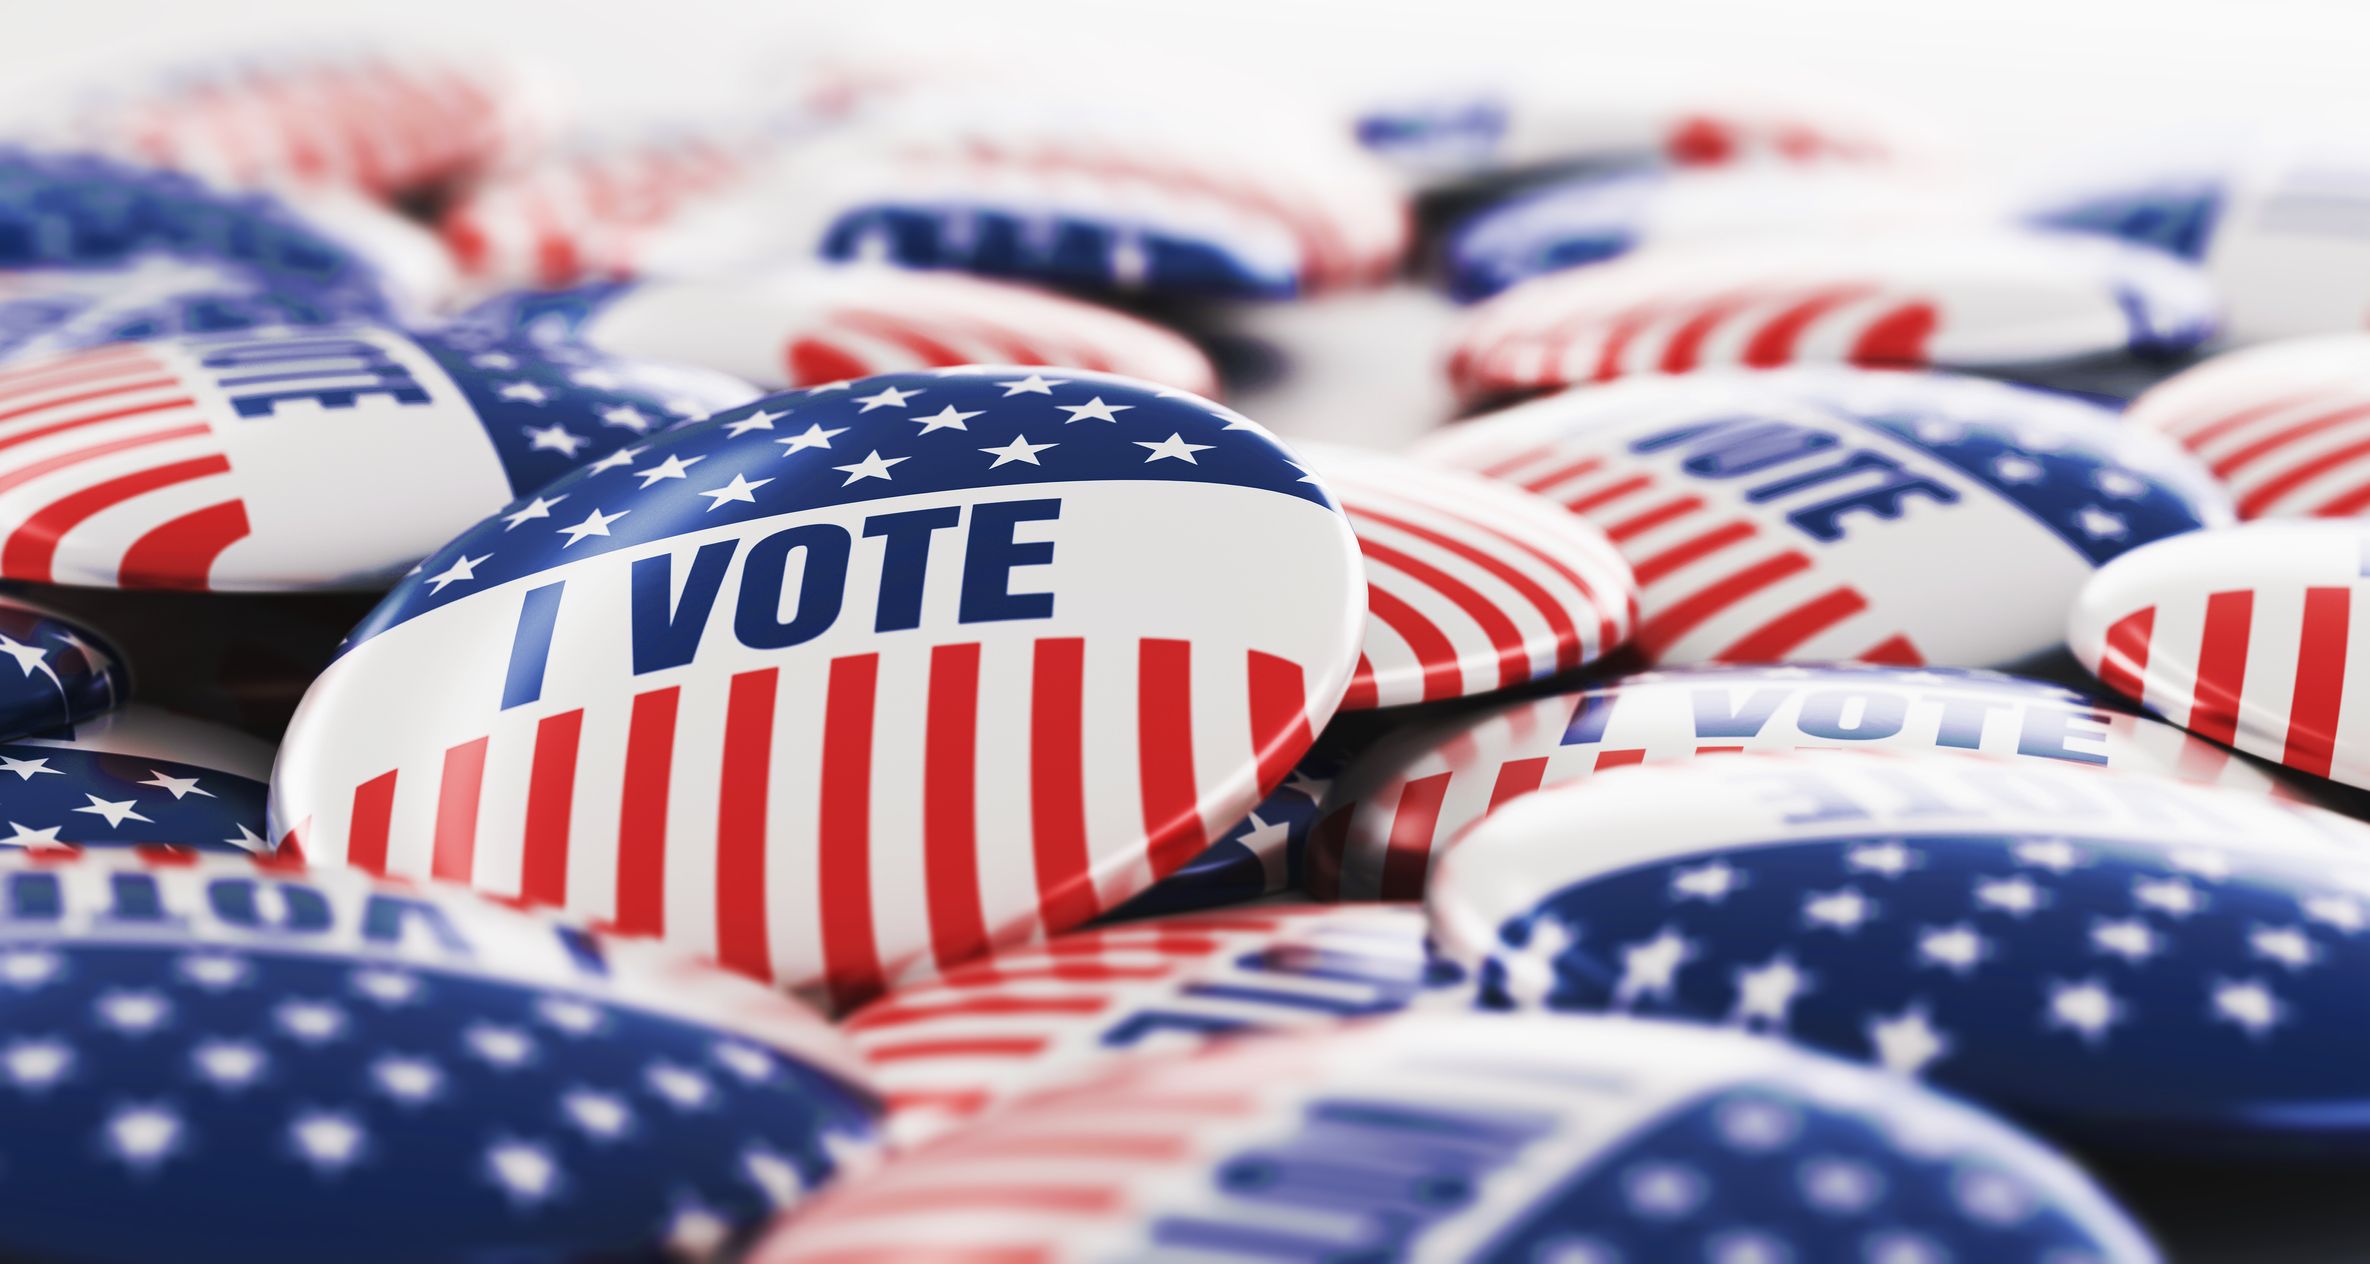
[1859,634,1923,666]
[2237,433,2370,518]
[846,994,1109,1031]
[1714,587,1868,662]
[1340,652,1380,711]
[1358,536,1531,689]
[0,421,211,496]
[2097,606,2155,701]
[1849,302,1938,365]
[346,771,398,873]
[2283,588,2351,777]
[924,644,988,970]
[0,350,154,405]
[786,337,872,387]
[1593,748,1647,771]
[837,309,973,366]
[1631,521,1757,586]
[612,686,679,937]
[0,375,178,426]
[0,393,195,456]
[2,455,231,582]
[1354,503,1590,673]
[117,499,251,590]
[1564,473,1653,514]
[1029,639,1098,931]
[2188,590,2254,745]
[1515,454,1604,495]
[820,654,883,1010]
[1137,639,1203,876]
[2307,475,2370,517]
[1363,583,1463,702]
[1636,552,1812,658]
[863,1036,1051,1063]
[1245,651,1311,795]
[1659,293,1759,372]
[1603,494,1705,542]
[1378,772,1451,900]
[1743,286,1875,367]
[2174,391,2326,448]
[716,667,779,980]
[430,737,489,882]
[1487,756,1549,813]
[2208,401,2370,479]
[518,709,583,907]
[1589,304,1658,382]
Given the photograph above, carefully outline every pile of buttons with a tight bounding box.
[1,32,2367,1263]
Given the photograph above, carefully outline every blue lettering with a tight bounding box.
[1691,687,1790,739]
[206,877,333,933]
[360,894,474,954]
[2016,707,2112,766]
[960,498,1060,624]
[1630,417,1957,542]
[863,506,962,632]
[1561,689,1619,745]
[734,523,852,651]
[3,872,59,921]
[1796,688,1907,741]
[1933,695,2007,750]
[1785,462,1957,541]
[98,872,184,931]
[502,580,569,709]
[630,541,734,675]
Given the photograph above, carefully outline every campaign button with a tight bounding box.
[843,903,1440,1146]
[1300,441,1636,711]
[1444,232,2216,401]
[2122,334,2370,519]
[0,591,124,739]
[0,703,272,853]
[1418,368,2231,668]
[269,367,1367,1012]
[1446,167,1980,301]
[2072,518,2370,790]
[0,847,879,1263]
[1433,749,2370,1156]
[752,1010,2158,1263]
[462,265,1219,397]
[1106,725,1371,918]
[1308,664,2300,902]
[0,322,754,591]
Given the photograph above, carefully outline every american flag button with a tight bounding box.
[0,592,125,740]
[1445,167,1982,301]
[0,847,881,1263]
[0,321,755,591]
[269,366,1367,1012]
[1307,663,2301,902]
[751,1009,2159,1263]
[1434,748,2370,1157]
[461,265,1220,396]
[2072,518,2370,790]
[0,703,272,854]
[1443,231,2217,402]
[2122,333,2370,519]
[840,903,1442,1147]
[1419,368,2231,668]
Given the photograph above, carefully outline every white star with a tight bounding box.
[1916,924,1988,975]
[745,1148,806,1206]
[853,385,923,412]
[1846,842,1917,878]
[96,989,170,1033]
[2170,849,2234,881]
[2211,978,2284,1038]
[776,423,847,455]
[424,554,490,594]
[1713,1098,1801,1152]
[1136,432,1213,464]
[2304,894,2367,934]
[698,473,772,509]
[557,507,628,547]
[647,1062,716,1110]
[1867,1006,1950,1075]
[0,948,61,987]
[832,450,907,485]
[502,494,566,530]
[1955,1168,2037,1226]
[473,352,519,370]
[2046,978,2123,1046]
[2250,924,2320,970]
[1061,396,1135,424]
[223,823,267,852]
[913,404,983,433]
[1992,455,2044,483]
[465,1025,536,1068]
[2089,918,2159,963]
[1975,876,2046,917]
[0,821,64,850]
[275,999,347,1044]
[349,969,422,1006]
[73,794,151,828]
[537,997,606,1036]
[1491,916,1576,1008]
[1671,860,1743,902]
[585,445,643,475]
[371,1055,444,1105]
[599,404,656,433]
[1614,929,1693,1007]
[524,424,588,457]
[133,770,212,801]
[998,372,1066,395]
[290,1111,369,1172]
[1802,887,1875,932]
[2,1037,71,1090]
[1730,955,1810,1028]
[1622,1162,1707,1219]
[105,1103,183,1169]
[723,408,785,437]
[569,367,623,390]
[562,1090,634,1140]
[2013,839,2084,872]
[712,1042,775,1083]
[632,453,704,488]
[2094,468,2147,498]
[497,381,550,404]
[485,1140,563,1205]
[666,1207,732,1257]
[1799,1157,1885,1214]
[981,434,1058,468]
[1284,770,1332,801]
[0,755,58,780]
[176,953,250,990]
[0,635,47,677]
[190,1040,265,1089]
[2134,876,2205,917]
[2076,506,2127,539]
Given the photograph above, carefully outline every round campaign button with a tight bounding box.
[753,1010,2158,1263]
[0,591,124,740]
[2122,334,2370,519]
[270,367,1367,1012]
[843,903,1442,1145]
[1107,726,1372,918]
[0,322,754,591]
[1446,167,1980,301]
[463,265,1220,396]
[2072,518,2370,791]
[1308,663,2299,901]
[1417,368,2231,668]
[1298,441,1636,711]
[1433,749,2370,1156]
[0,848,880,1263]
[1444,232,2216,402]
[0,703,273,853]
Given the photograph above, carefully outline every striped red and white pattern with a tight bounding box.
[2073,518,2370,789]
[843,903,1429,1146]
[2126,334,2370,520]
[47,50,544,199]
[441,132,772,288]
[1307,666,2299,901]
[1445,232,2213,401]
[1299,442,1636,710]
